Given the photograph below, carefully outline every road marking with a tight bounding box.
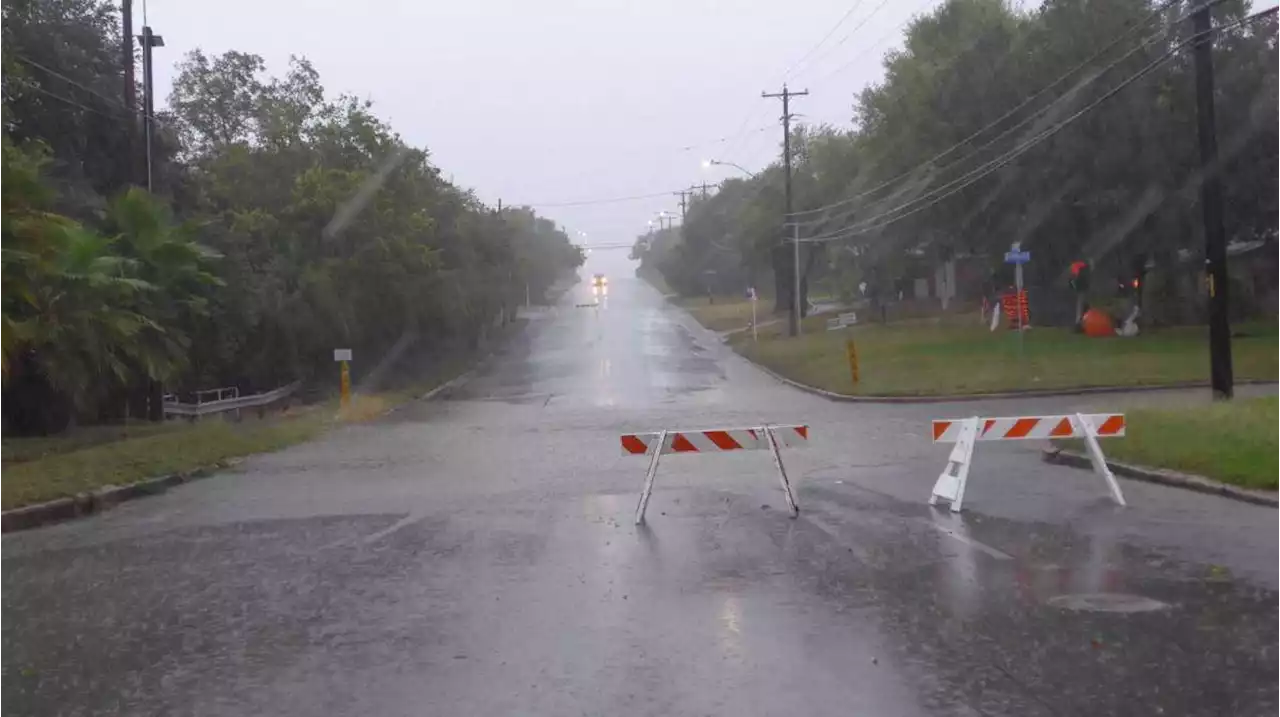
[360,513,423,546]
[803,514,873,564]
[921,517,1012,560]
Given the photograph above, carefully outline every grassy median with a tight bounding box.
[724,316,1277,396]
[1,409,330,510]
[674,297,763,332]
[1094,397,1278,490]
[0,381,457,511]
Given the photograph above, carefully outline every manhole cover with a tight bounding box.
[1047,593,1170,613]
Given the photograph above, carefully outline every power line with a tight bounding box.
[799,7,1276,245]
[12,79,131,123]
[814,0,941,84]
[519,189,685,209]
[803,50,1184,242]
[782,0,868,80]
[789,0,1188,223]
[11,54,138,116]
[794,0,896,81]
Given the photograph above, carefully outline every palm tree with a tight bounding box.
[105,188,223,419]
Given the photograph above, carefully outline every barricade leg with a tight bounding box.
[765,425,800,517]
[1074,413,1126,507]
[930,417,978,512]
[634,430,667,525]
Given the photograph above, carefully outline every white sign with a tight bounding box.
[333,348,353,362]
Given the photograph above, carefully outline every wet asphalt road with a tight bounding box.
[4,269,1277,716]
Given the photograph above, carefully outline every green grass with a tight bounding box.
[1088,397,1278,490]
[0,371,473,511]
[676,298,768,332]
[3,422,191,466]
[1,331,509,511]
[728,318,1278,396]
[1,410,330,510]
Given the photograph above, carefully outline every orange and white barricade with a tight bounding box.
[930,413,1126,512]
[620,425,809,524]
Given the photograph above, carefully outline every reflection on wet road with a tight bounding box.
[3,270,1276,716]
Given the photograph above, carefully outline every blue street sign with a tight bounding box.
[1004,250,1031,264]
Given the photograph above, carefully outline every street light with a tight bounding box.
[703,158,757,179]
[137,26,165,192]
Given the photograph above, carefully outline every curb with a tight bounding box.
[742,353,1276,404]
[1,346,499,534]
[380,367,480,416]
[1041,448,1277,508]
[1,458,245,534]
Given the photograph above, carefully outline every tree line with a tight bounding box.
[1,0,584,435]
[634,0,1276,323]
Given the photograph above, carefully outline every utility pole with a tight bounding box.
[1192,6,1233,398]
[674,188,691,223]
[763,84,809,337]
[139,26,164,192]
[121,0,138,186]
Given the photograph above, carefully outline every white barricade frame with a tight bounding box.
[622,424,808,524]
[929,413,1126,512]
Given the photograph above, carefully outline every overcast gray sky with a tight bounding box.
[143,0,946,247]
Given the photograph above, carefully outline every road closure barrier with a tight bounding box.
[620,425,809,525]
[930,413,1126,512]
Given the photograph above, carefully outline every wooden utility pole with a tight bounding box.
[121,0,139,186]
[1192,5,1233,398]
[762,84,809,337]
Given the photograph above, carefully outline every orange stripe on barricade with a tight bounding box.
[621,435,648,455]
[1097,415,1125,436]
[1005,417,1040,439]
[704,430,742,451]
[670,433,698,452]
[1049,417,1074,437]
[933,421,951,441]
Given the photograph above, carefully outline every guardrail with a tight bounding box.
[163,381,301,419]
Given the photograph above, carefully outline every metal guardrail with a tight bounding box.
[162,381,301,418]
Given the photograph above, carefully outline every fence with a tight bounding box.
[162,381,301,420]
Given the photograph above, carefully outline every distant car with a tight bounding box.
[592,273,608,287]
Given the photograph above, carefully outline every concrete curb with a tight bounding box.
[1,341,501,534]
[742,351,1276,404]
[1042,448,1277,508]
[1,458,246,534]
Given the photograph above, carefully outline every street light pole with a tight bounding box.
[138,26,164,192]
[706,159,757,178]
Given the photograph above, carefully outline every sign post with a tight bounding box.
[748,287,758,343]
[333,349,353,408]
[845,339,860,386]
[1003,244,1031,363]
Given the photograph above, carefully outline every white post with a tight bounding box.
[930,417,978,512]
[765,425,799,517]
[751,290,758,343]
[634,430,667,525]
[1074,413,1127,506]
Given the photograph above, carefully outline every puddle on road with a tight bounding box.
[794,485,1279,716]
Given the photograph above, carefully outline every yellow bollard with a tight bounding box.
[340,360,351,409]
[845,339,860,386]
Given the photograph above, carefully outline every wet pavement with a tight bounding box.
[4,265,1277,716]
